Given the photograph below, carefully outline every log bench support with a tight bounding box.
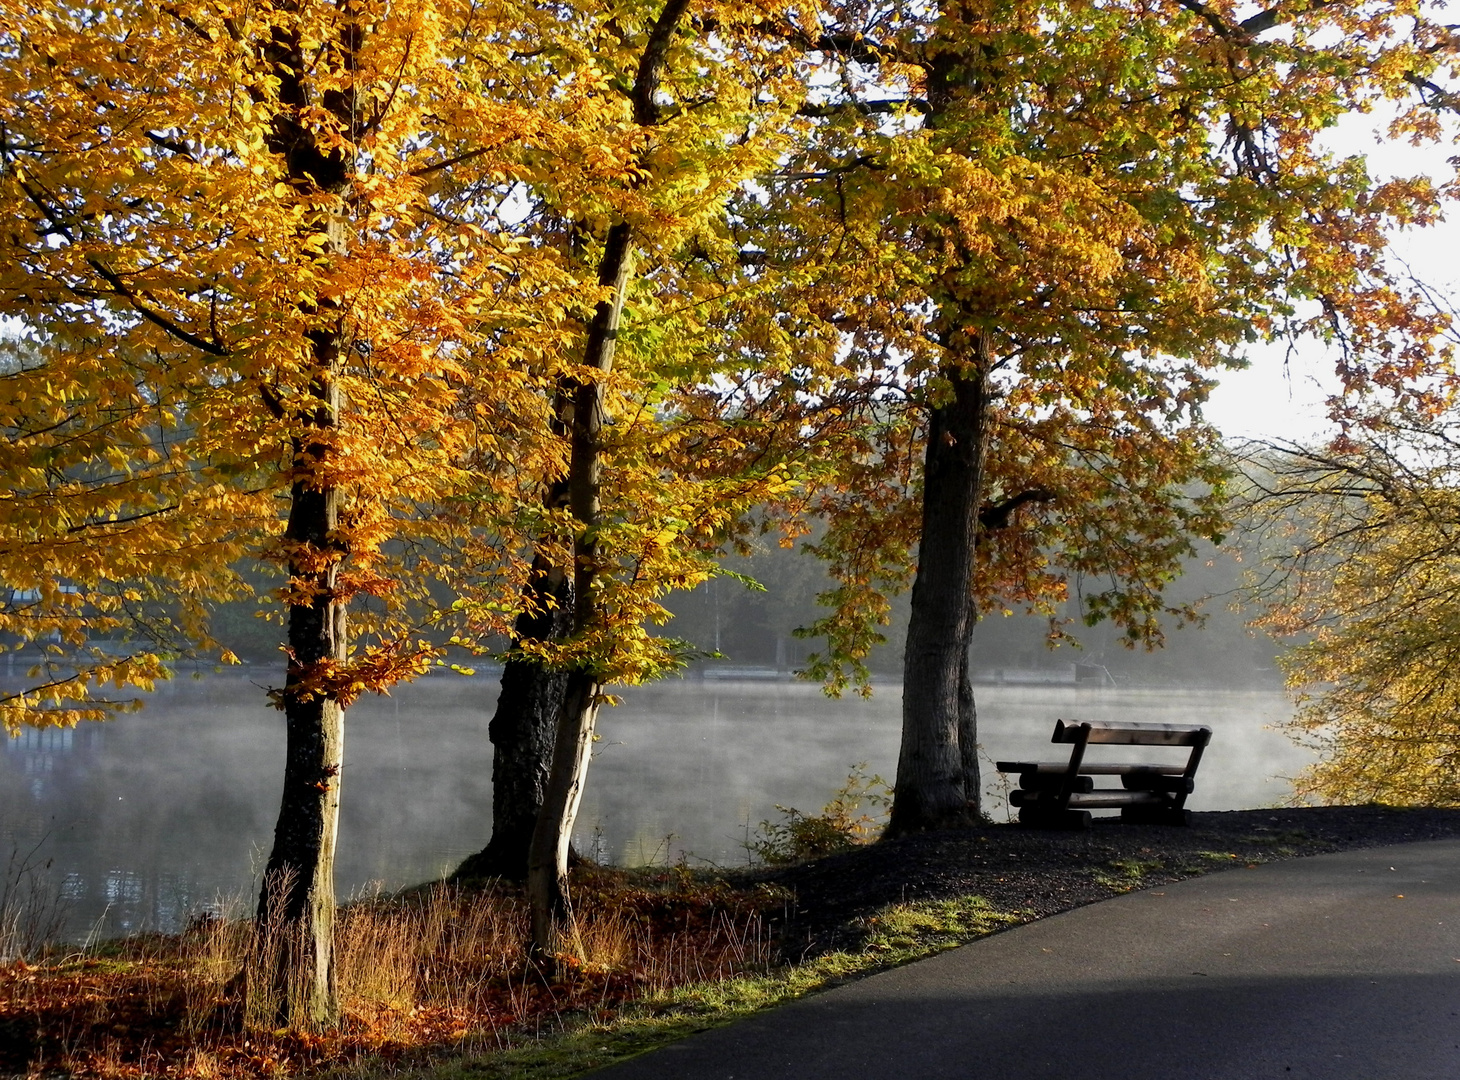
[996,719,1212,830]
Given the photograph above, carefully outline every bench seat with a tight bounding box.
[1010,789,1169,809]
[995,761,1186,775]
[1010,775,1193,796]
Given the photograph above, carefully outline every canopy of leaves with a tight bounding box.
[715,0,1459,692]
[0,0,851,726]
[1245,416,1460,806]
[5,0,1460,720]
[0,0,609,729]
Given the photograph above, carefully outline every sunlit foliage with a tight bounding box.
[0,0,616,730]
[729,0,1459,693]
[1247,416,1460,806]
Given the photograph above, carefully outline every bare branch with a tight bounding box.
[798,98,930,119]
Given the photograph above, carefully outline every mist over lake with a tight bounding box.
[1,673,1312,941]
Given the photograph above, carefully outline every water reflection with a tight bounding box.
[1,674,1313,940]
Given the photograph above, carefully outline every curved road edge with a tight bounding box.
[589,839,1460,1080]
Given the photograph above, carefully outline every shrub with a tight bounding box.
[751,764,892,866]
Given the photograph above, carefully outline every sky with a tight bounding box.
[1203,110,1460,443]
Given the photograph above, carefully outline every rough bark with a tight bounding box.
[454,560,573,882]
[887,344,991,837]
[526,669,600,953]
[256,363,347,1028]
[252,15,356,1026]
[957,623,980,809]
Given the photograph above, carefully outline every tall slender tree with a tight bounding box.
[449,0,846,887]
[507,0,831,956]
[0,0,599,1020]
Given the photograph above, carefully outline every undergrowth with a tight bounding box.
[2,771,1017,1080]
[345,895,1025,1080]
[0,838,70,965]
[0,865,1023,1080]
[0,869,785,1079]
[750,764,892,866]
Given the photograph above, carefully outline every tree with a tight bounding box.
[740,0,1458,831]
[0,0,590,1021]
[484,0,832,957]
[448,0,851,888]
[1242,414,1460,806]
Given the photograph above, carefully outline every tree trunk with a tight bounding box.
[253,19,356,1024]
[958,618,981,812]
[888,342,991,836]
[454,559,573,882]
[525,221,633,960]
[526,669,599,953]
[256,365,347,1028]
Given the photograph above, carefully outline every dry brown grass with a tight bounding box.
[1,839,71,965]
[0,869,780,1079]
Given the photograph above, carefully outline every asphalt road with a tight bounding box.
[590,840,1460,1080]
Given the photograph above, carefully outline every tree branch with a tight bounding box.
[11,168,228,357]
[1175,0,1329,44]
[85,257,230,357]
[806,30,894,66]
[144,130,197,161]
[979,488,1056,532]
[772,154,880,182]
[159,4,214,43]
[1404,71,1460,113]
[631,0,694,125]
[798,98,930,119]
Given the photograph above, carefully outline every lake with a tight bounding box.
[1,673,1312,940]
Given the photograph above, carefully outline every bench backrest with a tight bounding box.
[1053,719,1212,747]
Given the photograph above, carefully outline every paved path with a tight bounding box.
[591,840,1460,1080]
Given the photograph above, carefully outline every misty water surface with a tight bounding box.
[1,674,1313,940]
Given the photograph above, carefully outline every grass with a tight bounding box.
[2,770,926,1079]
[0,869,789,1078]
[3,773,1042,1080]
[1091,858,1167,893]
[336,895,1025,1080]
[0,865,1025,1080]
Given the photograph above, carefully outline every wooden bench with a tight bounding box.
[995,719,1212,829]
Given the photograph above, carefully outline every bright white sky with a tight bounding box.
[1203,110,1460,443]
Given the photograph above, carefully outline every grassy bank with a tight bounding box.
[363,894,1023,1080]
[0,869,1021,1080]
[10,804,1460,1079]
